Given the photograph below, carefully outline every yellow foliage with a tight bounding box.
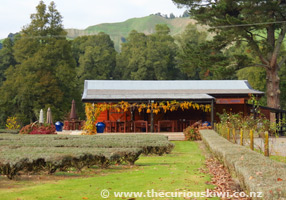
[83,103,100,135]
[6,116,20,130]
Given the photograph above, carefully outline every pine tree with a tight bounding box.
[173,0,286,113]
[0,1,77,124]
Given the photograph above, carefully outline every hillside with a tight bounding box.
[0,15,205,51]
[66,15,197,51]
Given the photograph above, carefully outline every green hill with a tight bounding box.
[1,15,203,51]
[66,15,197,51]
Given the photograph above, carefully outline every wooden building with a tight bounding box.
[82,80,263,132]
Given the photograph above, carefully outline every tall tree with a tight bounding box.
[71,33,116,119]
[176,24,233,80]
[173,0,286,111]
[0,38,16,85]
[116,25,182,80]
[72,33,116,84]
[0,1,77,124]
[147,24,181,80]
[115,30,149,80]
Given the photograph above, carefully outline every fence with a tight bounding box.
[214,123,270,157]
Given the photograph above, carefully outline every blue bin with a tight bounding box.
[55,121,63,132]
[203,121,211,126]
[96,122,105,133]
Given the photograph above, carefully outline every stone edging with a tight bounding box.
[200,130,286,200]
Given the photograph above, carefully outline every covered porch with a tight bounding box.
[82,80,263,133]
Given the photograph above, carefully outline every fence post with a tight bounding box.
[240,129,243,146]
[250,129,254,150]
[232,128,236,143]
[227,128,230,141]
[264,131,269,157]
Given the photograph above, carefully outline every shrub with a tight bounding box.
[183,126,201,141]
[217,110,278,136]
[19,124,34,134]
[20,123,56,135]
[6,116,20,130]
[30,124,56,135]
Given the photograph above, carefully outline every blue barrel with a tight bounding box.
[55,121,63,132]
[96,122,106,133]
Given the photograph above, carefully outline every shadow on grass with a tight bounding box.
[137,163,172,166]
[0,164,140,189]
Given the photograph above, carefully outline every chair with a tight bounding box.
[104,120,116,133]
[63,120,70,130]
[148,124,158,132]
[117,121,133,133]
[117,122,125,133]
[125,121,133,132]
[158,120,175,132]
[134,120,148,133]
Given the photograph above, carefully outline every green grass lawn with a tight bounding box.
[0,141,216,200]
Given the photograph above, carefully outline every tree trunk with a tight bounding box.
[266,64,280,122]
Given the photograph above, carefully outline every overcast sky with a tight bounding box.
[0,0,185,38]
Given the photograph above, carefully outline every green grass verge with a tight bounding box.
[0,141,217,200]
[270,155,286,163]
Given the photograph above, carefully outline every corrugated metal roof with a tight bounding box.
[84,93,214,101]
[85,80,258,90]
[82,80,263,102]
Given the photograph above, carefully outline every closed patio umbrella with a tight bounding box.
[46,107,53,124]
[69,99,77,120]
[39,109,44,124]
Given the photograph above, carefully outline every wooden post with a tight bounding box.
[250,129,254,150]
[240,129,243,146]
[264,131,269,157]
[233,128,236,144]
[227,128,230,141]
[211,99,214,127]
[150,100,154,133]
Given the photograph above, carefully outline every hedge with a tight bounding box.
[0,146,142,179]
[0,134,174,179]
[0,134,174,155]
[200,129,286,200]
